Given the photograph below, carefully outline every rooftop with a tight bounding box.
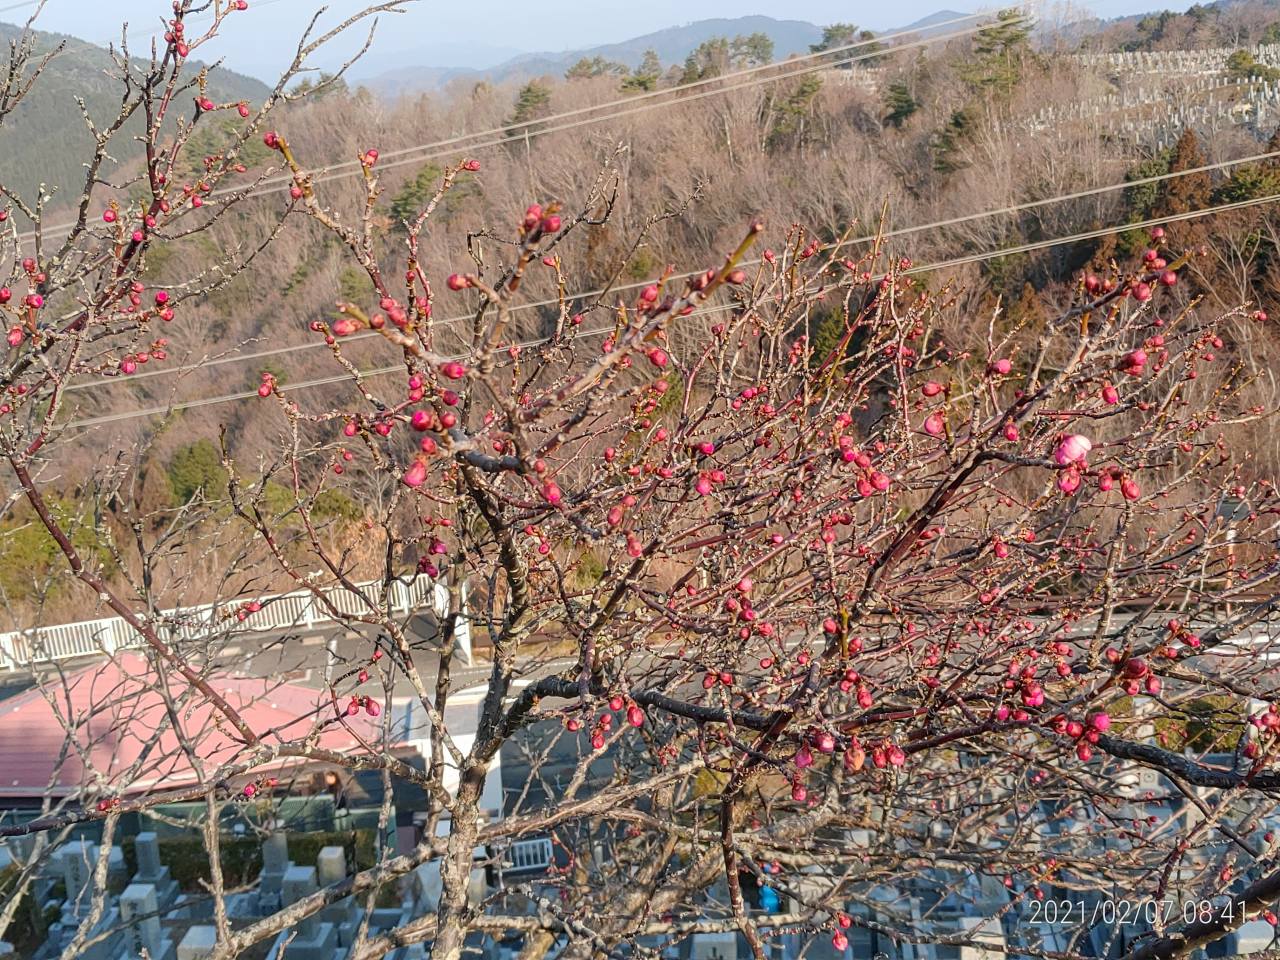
[0,652,397,798]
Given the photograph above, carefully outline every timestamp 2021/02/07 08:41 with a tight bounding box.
[1026,898,1252,928]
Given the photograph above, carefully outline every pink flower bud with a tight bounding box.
[1054,434,1092,466]
[402,460,428,488]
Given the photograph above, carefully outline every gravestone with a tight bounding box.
[61,839,97,916]
[257,832,291,914]
[175,926,216,960]
[107,846,129,888]
[316,846,346,887]
[280,865,339,960]
[119,882,174,960]
[51,840,124,960]
[315,846,359,944]
[130,833,178,911]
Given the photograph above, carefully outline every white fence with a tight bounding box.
[0,576,469,670]
[502,836,554,873]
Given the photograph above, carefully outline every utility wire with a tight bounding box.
[14,13,1008,244]
[61,144,1280,394]
[63,189,1280,430]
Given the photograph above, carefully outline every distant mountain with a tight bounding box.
[359,15,826,98]
[346,40,522,84]
[0,21,268,208]
[895,10,975,37]
[505,15,824,71]
[357,10,985,99]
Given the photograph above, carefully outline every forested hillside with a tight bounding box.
[0,20,267,205]
[8,1,1280,620]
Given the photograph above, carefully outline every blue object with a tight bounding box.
[760,886,780,912]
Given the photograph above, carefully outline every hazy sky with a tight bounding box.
[5,0,1185,81]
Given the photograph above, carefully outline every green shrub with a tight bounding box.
[0,863,47,952]
[0,499,110,602]
[338,266,374,303]
[313,489,362,522]
[121,828,378,892]
[168,440,226,503]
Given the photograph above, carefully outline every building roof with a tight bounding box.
[0,653,398,799]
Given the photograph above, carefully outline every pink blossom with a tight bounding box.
[1054,434,1092,466]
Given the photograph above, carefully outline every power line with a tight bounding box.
[62,144,1280,394]
[901,191,1279,275]
[63,190,1280,430]
[283,13,989,179]
[15,13,1010,245]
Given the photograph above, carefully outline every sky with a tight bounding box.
[1,0,1193,81]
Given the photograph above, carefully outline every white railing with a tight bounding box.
[503,837,553,873]
[0,576,469,670]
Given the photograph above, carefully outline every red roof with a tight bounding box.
[0,653,396,798]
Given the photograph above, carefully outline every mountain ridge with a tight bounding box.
[356,11,972,99]
[0,21,269,208]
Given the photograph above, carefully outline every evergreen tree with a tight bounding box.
[622,50,662,92]
[730,32,774,68]
[1009,281,1048,331]
[1155,130,1211,260]
[1224,50,1280,82]
[811,23,882,63]
[168,440,226,503]
[509,80,552,127]
[767,74,823,150]
[883,81,919,127]
[811,23,859,53]
[960,8,1031,97]
[289,73,348,99]
[680,38,730,84]
[565,56,628,81]
[1117,148,1173,256]
[389,163,444,225]
[1156,129,1210,215]
[1265,126,1280,175]
[932,108,976,173]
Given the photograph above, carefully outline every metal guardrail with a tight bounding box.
[502,837,553,873]
[0,576,464,670]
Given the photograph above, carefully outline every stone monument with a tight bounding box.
[279,865,339,960]
[119,882,175,960]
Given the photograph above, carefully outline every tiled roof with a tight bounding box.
[0,653,398,798]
